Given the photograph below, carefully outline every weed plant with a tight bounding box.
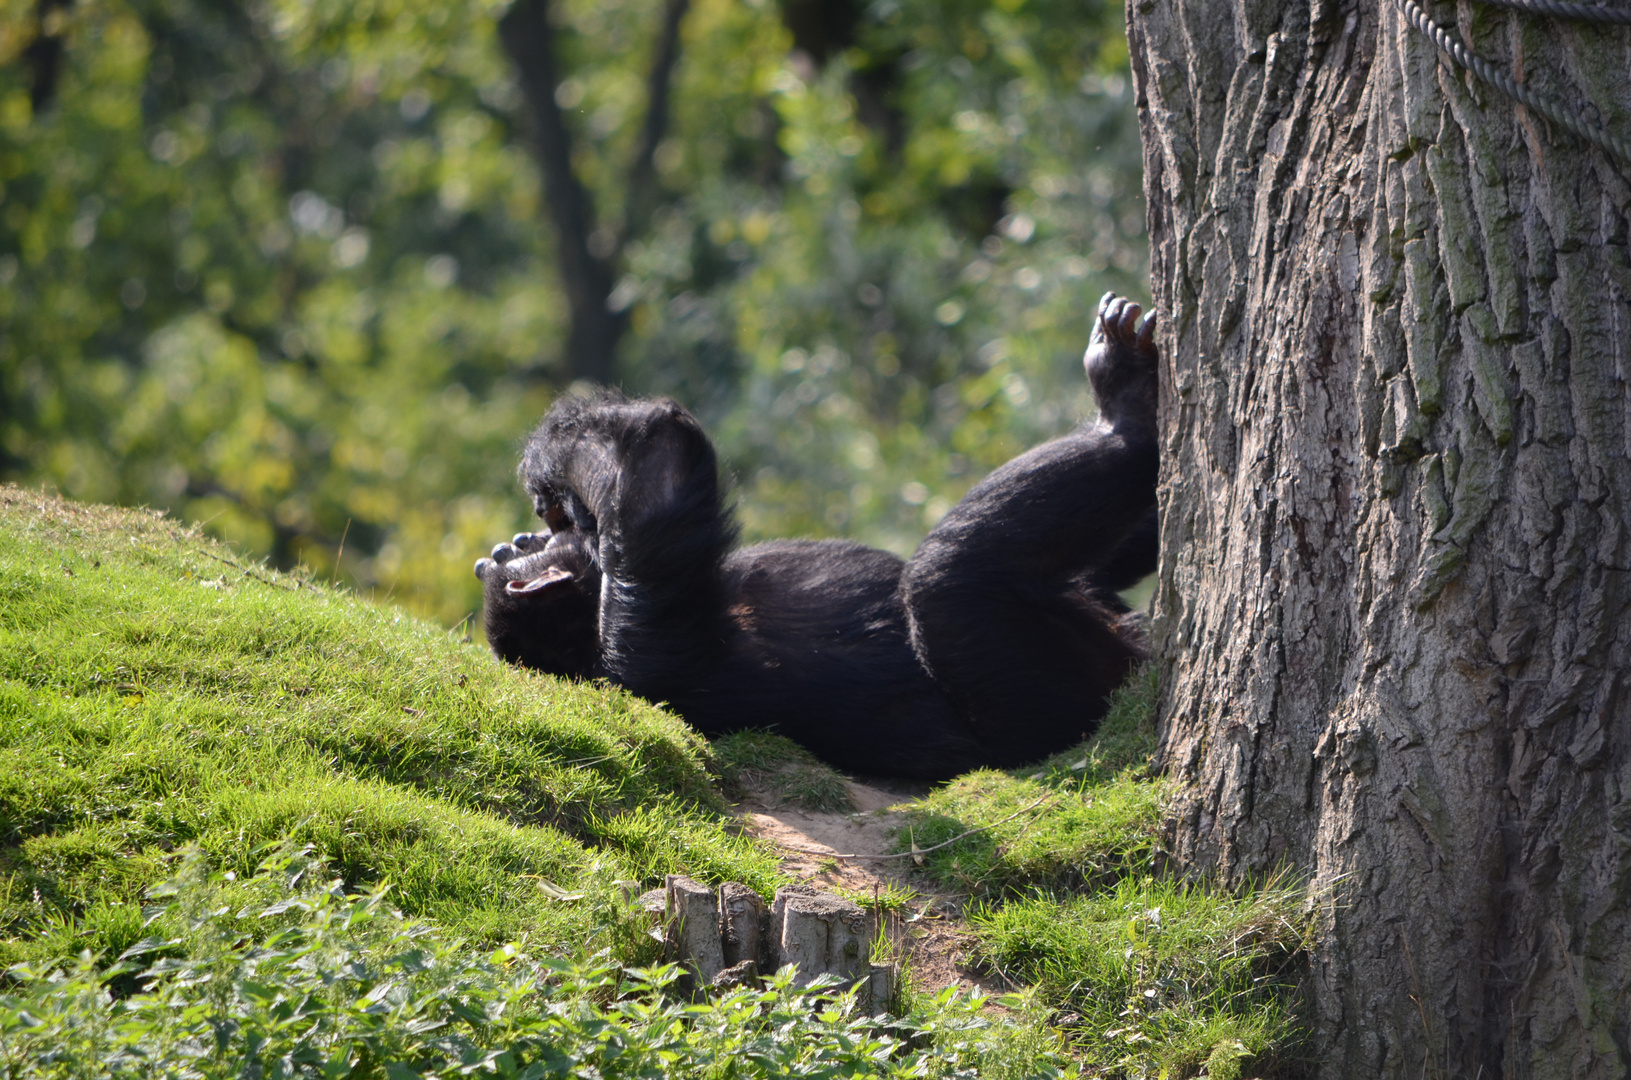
[0,848,1080,1079]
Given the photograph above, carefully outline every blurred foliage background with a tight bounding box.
[0,0,1147,628]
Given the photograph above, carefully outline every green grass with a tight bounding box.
[896,668,1311,1076]
[0,487,778,967]
[710,729,854,812]
[900,666,1162,897]
[971,876,1309,1078]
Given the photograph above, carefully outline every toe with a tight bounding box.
[1117,301,1143,341]
[1100,298,1120,336]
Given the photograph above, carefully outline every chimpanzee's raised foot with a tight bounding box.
[474,532,550,583]
[1084,293,1158,435]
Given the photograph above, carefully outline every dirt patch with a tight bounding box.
[735,777,1007,999]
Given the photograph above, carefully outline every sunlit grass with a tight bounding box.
[0,487,778,967]
[900,666,1162,897]
[971,875,1310,1077]
[895,668,1311,1075]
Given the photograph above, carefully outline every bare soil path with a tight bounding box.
[734,777,1007,998]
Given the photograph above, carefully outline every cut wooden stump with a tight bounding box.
[664,874,724,987]
[720,881,769,970]
[636,878,896,1011]
[771,883,872,987]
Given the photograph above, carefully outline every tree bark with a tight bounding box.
[1128,0,1631,1074]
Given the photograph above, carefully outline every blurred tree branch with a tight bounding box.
[623,0,689,244]
[499,0,690,386]
[23,0,72,113]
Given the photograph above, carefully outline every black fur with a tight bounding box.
[476,293,1159,779]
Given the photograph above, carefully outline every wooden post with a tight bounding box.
[719,881,768,970]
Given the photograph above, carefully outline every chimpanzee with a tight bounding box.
[474,293,1159,780]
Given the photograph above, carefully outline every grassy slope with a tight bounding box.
[0,486,778,965]
[1,487,1305,1077]
[900,669,1311,1078]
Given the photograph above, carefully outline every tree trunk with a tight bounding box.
[500,0,626,386]
[1128,0,1631,1074]
[499,0,690,387]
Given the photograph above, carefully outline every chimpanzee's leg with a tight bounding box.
[900,294,1159,765]
[1085,507,1158,594]
[518,393,738,698]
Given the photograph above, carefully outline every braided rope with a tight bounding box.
[1392,0,1631,165]
[1472,0,1631,24]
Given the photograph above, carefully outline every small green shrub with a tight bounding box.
[0,849,1081,1079]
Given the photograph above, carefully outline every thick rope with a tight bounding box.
[1392,0,1631,165]
[1471,0,1631,24]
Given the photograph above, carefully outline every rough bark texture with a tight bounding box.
[1127,0,1631,1074]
